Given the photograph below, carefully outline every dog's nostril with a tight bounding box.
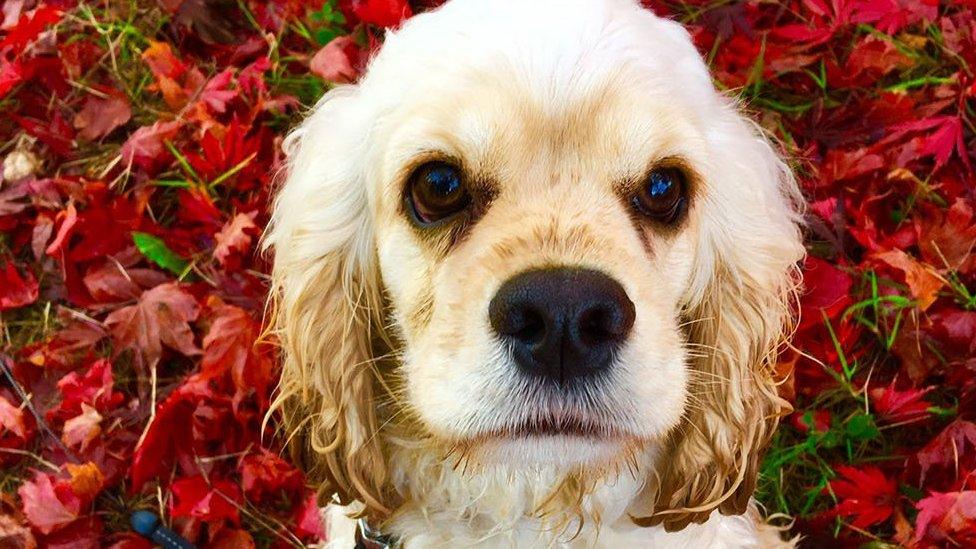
[578,307,615,346]
[488,267,635,384]
[513,309,546,343]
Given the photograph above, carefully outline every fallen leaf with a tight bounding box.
[874,249,944,310]
[73,90,132,141]
[827,465,899,528]
[213,212,258,267]
[310,35,362,83]
[17,471,80,535]
[169,475,241,523]
[914,491,976,546]
[104,283,201,371]
[61,404,102,452]
[0,260,38,311]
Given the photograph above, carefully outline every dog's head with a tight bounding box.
[265,0,804,532]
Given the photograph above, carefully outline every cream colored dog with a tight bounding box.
[265,0,804,546]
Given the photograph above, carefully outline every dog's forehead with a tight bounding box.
[362,0,715,119]
[361,0,719,183]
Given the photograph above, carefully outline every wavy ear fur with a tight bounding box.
[264,88,394,517]
[635,108,804,531]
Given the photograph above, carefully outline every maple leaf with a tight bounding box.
[917,199,976,274]
[0,57,23,100]
[914,491,976,546]
[199,69,237,113]
[104,283,201,372]
[0,6,61,50]
[0,260,38,311]
[73,90,132,141]
[120,121,181,173]
[61,404,103,452]
[65,462,105,502]
[873,249,944,310]
[869,382,931,423]
[341,0,412,27]
[213,211,258,267]
[799,257,852,329]
[916,420,976,485]
[17,471,81,535]
[169,475,241,523]
[239,450,303,502]
[827,465,899,528]
[201,298,275,408]
[0,394,27,439]
[49,358,125,421]
[310,35,363,84]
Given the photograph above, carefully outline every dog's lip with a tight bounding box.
[489,417,623,439]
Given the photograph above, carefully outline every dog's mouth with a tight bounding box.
[487,414,623,440]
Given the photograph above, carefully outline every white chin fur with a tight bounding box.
[474,435,633,468]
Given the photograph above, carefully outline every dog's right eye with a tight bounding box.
[407,161,471,225]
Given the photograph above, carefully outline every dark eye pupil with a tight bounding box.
[426,166,461,196]
[632,167,686,223]
[647,172,674,197]
[408,161,471,225]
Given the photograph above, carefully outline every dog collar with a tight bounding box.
[355,517,396,549]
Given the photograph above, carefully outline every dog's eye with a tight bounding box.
[632,167,686,223]
[408,162,471,224]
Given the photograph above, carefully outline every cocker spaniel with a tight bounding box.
[265,0,805,546]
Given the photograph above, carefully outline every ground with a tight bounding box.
[0,0,974,547]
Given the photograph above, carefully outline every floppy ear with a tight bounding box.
[264,87,394,517]
[635,109,805,531]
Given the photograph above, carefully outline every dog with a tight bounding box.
[264,0,805,546]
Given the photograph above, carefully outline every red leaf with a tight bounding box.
[914,491,976,546]
[73,90,132,141]
[873,249,944,310]
[827,465,899,528]
[49,358,125,422]
[0,261,38,311]
[0,57,24,99]
[239,450,303,502]
[61,404,102,452]
[213,211,258,268]
[310,35,363,84]
[869,382,931,423]
[341,0,412,27]
[120,121,181,172]
[17,471,81,535]
[294,492,326,540]
[169,475,241,524]
[799,257,852,329]
[201,298,275,407]
[0,6,62,50]
[916,421,976,484]
[104,283,201,371]
[0,394,28,440]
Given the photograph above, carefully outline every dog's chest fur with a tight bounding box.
[320,449,786,548]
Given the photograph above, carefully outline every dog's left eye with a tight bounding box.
[408,161,471,224]
[632,167,687,223]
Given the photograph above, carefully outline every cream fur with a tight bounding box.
[264,0,805,547]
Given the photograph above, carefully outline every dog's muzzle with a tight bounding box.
[489,267,635,384]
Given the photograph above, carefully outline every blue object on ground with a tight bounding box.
[130,510,196,549]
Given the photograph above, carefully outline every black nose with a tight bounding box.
[488,268,636,384]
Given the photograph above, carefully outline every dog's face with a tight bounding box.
[267,0,805,530]
[375,61,704,466]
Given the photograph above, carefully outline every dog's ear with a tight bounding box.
[633,108,805,531]
[264,88,394,517]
